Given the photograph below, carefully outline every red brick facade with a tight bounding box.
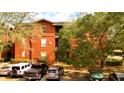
[14,19,57,64]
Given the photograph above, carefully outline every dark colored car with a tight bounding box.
[46,66,64,80]
[109,72,124,81]
[24,63,48,80]
[88,68,104,81]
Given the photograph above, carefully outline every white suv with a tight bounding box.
[9,63,31,77]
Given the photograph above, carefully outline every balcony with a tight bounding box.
[55,33,58,38]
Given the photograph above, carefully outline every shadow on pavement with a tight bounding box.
[63,71,89,81]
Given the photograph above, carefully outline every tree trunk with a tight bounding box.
[100,59,104,68]
[0,52,1,60]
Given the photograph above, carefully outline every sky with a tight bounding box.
[33,12,80,22]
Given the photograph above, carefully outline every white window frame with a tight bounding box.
[22,50,26,57]
[41,38,47,47]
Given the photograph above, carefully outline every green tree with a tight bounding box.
[58,12,124,68]
[0,12,37,60]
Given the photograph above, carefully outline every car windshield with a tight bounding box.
[119,77,124,81]
[1,66,10,69]
[48,69,57,73]
[12,66,20,70]
[91,71,102,74]
[31,65,41,69]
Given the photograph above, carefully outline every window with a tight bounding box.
[21,66,24,69]
[41,25,46,34]
[12,66,20,70]
[48,69,57,73]
[22,50,26,57]
[31,64,42,69]
[41,52,46,61]
[25,65,27,68]
[41,39,47,47]
[119,77,124,81]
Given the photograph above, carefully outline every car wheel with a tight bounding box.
[10,72,13,77]
[57,76,61,81]
[39,74,42,80]
[46,79,50,81]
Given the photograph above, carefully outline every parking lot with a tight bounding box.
[0,70,89,81]
[0,71,109,81]
[0,62,89,81]
[0,62,121,81]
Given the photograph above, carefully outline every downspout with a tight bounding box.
[29,37,32,62]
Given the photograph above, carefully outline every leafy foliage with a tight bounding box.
[0,12,37,52]
[58,12,124,68]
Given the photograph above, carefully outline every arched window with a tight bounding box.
[41,25,46,34]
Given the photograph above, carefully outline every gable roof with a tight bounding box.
[52,22,65,26]
[34,18,65,26]
[34,18,53,24]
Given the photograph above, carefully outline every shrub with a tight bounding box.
[61,57,94,68]
[11,58,30,64]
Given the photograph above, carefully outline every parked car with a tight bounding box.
[24,63,48,80]
[46,66,64,80]
[109,72,124,81]
[0,66,11,76]
[9,63,31,77]
[88,68,104,81]
[106,49,123,66]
